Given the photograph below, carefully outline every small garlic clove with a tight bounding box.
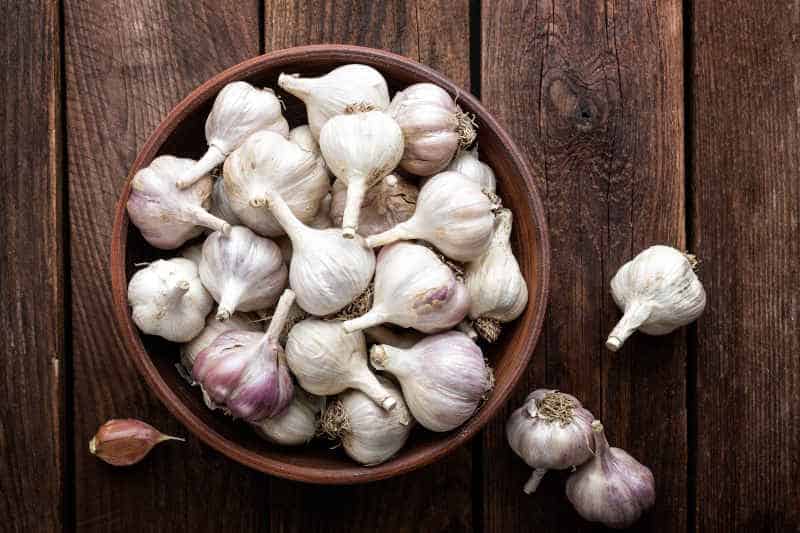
[447,146,496,194]
[251,389,324,446]
[329,175,418,237]
[89,419,184,466]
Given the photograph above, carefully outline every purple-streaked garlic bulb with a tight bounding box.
[180,312,261,371]
[199,226,287,320]
[342,242,469,334]
[251,389,323,446]
[447,146,496,193]
[330,174,418,237]
[369,331,492,432]
[192,289,296,421]
[126,155,230,249]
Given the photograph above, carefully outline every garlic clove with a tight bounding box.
[330,174,418,237]
[606,245,706,351]
[89,419,184,466]
[180,312,262,371]
[446,146,496,194]
[251,389,324,446]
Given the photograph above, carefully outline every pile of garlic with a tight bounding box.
[126,64,528,466]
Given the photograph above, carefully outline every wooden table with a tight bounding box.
[3,1,798,531]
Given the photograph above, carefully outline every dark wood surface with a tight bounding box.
[3,1,798,531]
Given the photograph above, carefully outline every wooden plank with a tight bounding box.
[63,2,270,530]
[690,2,800,530]
[0,1,64,530]
[262,2,474,532]
[481,1,686,531]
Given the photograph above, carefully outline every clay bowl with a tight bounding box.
[111,45,549,484]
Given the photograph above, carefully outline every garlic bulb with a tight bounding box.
[89,419,184,466]
[177,82,289,189]
[261,188,375,315]
[209,177,241,226]
[447,146,496,193]
[606,245,706,351]
[506,389,596,494]
[223,130,329,237]
[465,209,528,341]
[319,110,404,237]
[278,64,390,139]
[330,174,418,237]
[285,319,396,411]
[366,171,496,262]
[180,312,261,371]
[388,82,476,176]
[128,258,213,342]
[126,155,230,249]
[342,242,469,334]
[320,377,411,465]
[199,226,287,320]
[370,331,492,432]
[566,421,656,528]
[251,389,323,446]
[192,289,295,421]
[364,325,423,349]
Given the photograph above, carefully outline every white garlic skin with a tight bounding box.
[278,64,390,139]
[506,389,596,494]
[127,155,230,249]
[289,125,321,155]
[465,209,528,322]
[370,331,491,432]
[606,245,706,351]
[447,147,496,194]
[285,319,396,411]
[330,175,418,237]
[342,242,470,334]
[180,312,261,371]
[566,421,655,529]
[209,177,241,227]
[251,389,323,446]
[223,130,330,237]
[180,242,204,266]
[127,258,213,342]
[366,171,495,262]
[199,226,287,320]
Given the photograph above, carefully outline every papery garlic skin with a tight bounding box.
[180,312,261,371]
[606,245,706,351]
[447,146,496,194]
[252,389,323,446]
[366,171,495,262]
[285,319,396,411]
[278,64,390,139]
[89,419,184,466]
[321,378,411,465]
[178,82,289,189]
[566,421,655,528]
[199,226,287,320]
[330,175,418,237]
[128,258,213,342]
[319,110,404,237]
[209,177,241,227]
[223,130,329,237]
[127,155,230,249]
[506,389,596,494]
[370,331,491,432]
[388,83,475,176]
[289,125,321,155]
[343,242,470,334]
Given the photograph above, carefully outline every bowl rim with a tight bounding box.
[110,44,550,484]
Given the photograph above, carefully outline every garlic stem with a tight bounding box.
[523,468,548,495]
[265,289,296,341]
[591,420,610,455]
[364,223,414,249]
[368,343,405,372]
[187,205,231,235]
[277,73,309,98]
[342,309,387,333]
[341,180,367,238]
[177,145,226,189]
[260,187,309,241]
[216,281,245,321]
[164,280,190,308]
[351,367,397,411]
[606,300,652,351]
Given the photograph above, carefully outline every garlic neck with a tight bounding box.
[187,205,231,235]
[216,281,245,321]
[164,280,190,308]
[265,289,296,342]
[341,180,367,238]
[342,308,387,333]
[260,188,310,242]
[369,344,406,374]
[364,221,415,249]
[349,366,397,411]
[591,420,610,456]
[177,145,225,189]
[277,73,312,100]
[606,300,651,351]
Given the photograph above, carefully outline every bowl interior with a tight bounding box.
[114,46,549,483]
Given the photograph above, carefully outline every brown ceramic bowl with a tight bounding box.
[111,45,549,484]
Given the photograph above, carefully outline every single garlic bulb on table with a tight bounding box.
[566,421,655,528]
[370,331,492,432]
[320,377,412,465]
[506,389,596,494]
[180,312,261,371]
[447,146,496,193]
[366,171,496,262]
[285,319,396,411]
[342,242,470,334]
[251,389,324,447]
[388,82,476,176]
[192,289,296,421]
[606,245,706,351]
[199,225,287,320]
[223,130,329,237]
[126,155,230,249]
[127,258,213,342]
[278,64,390,139]
[330,174,418,237]
[177,82,289,189]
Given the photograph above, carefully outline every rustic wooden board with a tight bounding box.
[262,2,474,531]
[690,1,800,530]
[0,1,64,530]
[63,2,272,530]
[480,1,687,530]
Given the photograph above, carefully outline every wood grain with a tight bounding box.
[690,1,800,530]
[481,1,686,530]
[64,1,270,530]
[0,1,64,530]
